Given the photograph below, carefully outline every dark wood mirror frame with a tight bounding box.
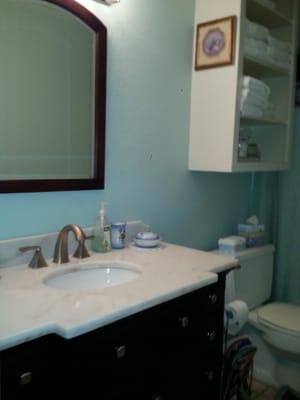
[0,0,107,193]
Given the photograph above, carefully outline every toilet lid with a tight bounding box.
[258,303,300,336]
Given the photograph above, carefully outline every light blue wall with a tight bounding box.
[274,109,300,305]
[0,0,254,250]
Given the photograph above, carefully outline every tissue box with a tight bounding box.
[240,232,265,248]
[238,223,265,234]
[238,224,265,247]
[218,236,246,255]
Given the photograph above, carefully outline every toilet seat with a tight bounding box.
[257,302,300,355]
[258,303,300,337]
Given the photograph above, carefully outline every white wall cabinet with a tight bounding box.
[189,0,298,172]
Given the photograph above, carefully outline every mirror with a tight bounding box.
[0,0,106,193]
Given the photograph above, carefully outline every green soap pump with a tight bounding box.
[92,202,111,253]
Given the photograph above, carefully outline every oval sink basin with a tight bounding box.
[44,262,140,291]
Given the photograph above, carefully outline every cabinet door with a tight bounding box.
[145,282,224,400]
[0,336,66,400]
[65,315,155,399]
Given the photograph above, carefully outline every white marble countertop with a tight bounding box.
[0,242,237,351]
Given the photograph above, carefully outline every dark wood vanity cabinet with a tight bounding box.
[0,276,225,400]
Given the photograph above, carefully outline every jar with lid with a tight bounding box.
[110,222,126,249]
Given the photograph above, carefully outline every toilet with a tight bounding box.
[232,245,300,392]
[251,302,300,356]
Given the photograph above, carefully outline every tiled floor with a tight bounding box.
[251,380,277,399]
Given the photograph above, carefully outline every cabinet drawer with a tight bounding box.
[66,317,154,397]
[149,309,222,354]
[145,282,224,353]
[156,355,222,400]
[184,281,225,311]
[0,336,65,400]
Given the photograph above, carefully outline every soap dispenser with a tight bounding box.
[92,202,111,253]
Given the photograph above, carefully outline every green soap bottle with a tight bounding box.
[92,202,111,253]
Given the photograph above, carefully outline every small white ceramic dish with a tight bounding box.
[134,232,161,248]
[135,232,160,240]
[134,238,161,248]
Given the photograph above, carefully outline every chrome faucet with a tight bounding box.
[53,224,92,264]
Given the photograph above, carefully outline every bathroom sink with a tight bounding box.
[44,262,141,291]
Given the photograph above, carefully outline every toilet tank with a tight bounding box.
[234,245,275,310]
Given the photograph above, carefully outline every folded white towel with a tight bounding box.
[267,45,291,64]
[241,89,269,110]
[244,38,291,71]
[242,76,271,98]
[244,37,268,53]
[241,87,269,102]
[244,38,271,64]
[240,103,264,119]
[245,19,269,42]
[268,35,291,53]
[241,98,268,113]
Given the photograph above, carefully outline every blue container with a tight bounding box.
[111,222,126,249]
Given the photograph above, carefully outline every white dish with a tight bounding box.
[135,231,160,240]
[134,237,161,248]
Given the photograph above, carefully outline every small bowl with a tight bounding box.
[134,236,161,248]
[135,231,160,241]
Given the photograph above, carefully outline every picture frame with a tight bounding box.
[195,16,237,71]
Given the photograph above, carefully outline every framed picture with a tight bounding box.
[195,16,237,71]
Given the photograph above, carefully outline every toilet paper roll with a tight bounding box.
[225,300,249,335]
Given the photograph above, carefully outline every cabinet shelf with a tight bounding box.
[235,160,289,172]
[246,0,292,28]
[240,116,287,126]
[189,0,297,173]
[243,55,289,78]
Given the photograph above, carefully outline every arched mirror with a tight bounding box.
[0,0,106,193]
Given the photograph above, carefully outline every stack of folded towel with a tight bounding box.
[267,35,292,70]
[244,18,292,70]
[240,76,271,119]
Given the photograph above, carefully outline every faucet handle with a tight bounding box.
[85,235,95,241]
[73,234,94,259]
[73,234,93,260]
[19,246,48,269]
